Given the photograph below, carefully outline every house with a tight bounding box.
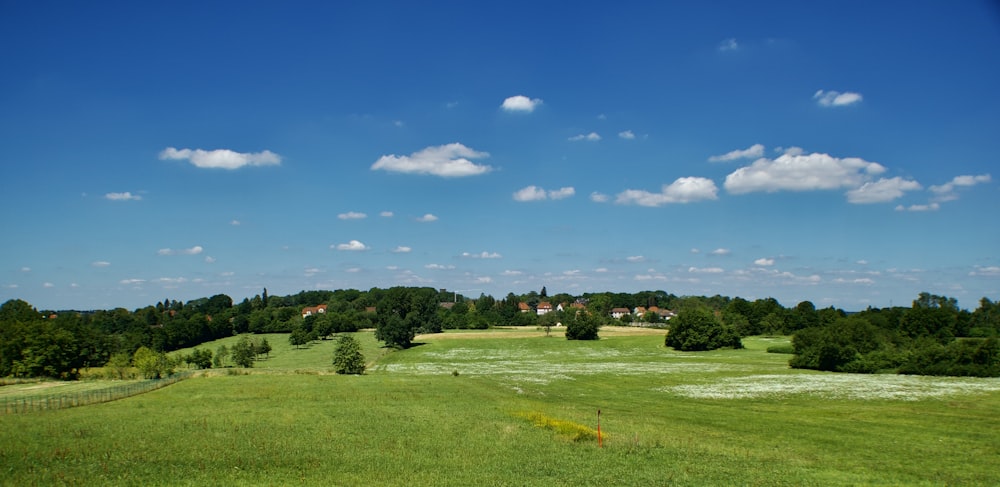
[365,306,377,314]
[658,309,677,320]
[536,302,553,316]
[302,304,328,318]
[611,307,630,319]
[518,302,531,313]
[633,306,647,316]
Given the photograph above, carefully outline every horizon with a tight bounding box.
[2,2,998,311]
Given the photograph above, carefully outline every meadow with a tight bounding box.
[1,327,998,486]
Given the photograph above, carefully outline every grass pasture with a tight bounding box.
[1,329,999,485]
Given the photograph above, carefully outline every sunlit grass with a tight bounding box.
[2,331,998,485]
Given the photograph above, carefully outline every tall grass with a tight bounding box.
[1,330,998,485]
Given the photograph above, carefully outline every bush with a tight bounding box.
[766,345,795,354]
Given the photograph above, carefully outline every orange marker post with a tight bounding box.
[597,409,602,448]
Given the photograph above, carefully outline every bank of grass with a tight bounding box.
[1,330,998,485]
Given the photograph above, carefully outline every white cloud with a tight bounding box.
[930,174,991,202]
[846,177,922,204]
[513,185,575,202]
[513,185,547,202]
[380,211,394,217]
[688,266,725,274]
[416,213,438,222]
[334,240,369,251]
[616,177,719,206]
[710,248,731,256]
[160,147,281,170]
[462,251,502,259]
[895,203,940,212]
[618,130,636,140]
[156,277,188,284]
[754,258,775,266]
[475,276,493,284]
[501,95,543,113]
[338,211,368,220]
[425,263,455,270]
[91,261,111,267]
[501,270,523,276]
[549,187,575,200]
[970,266,1000,277]
[393,246,412,253]
[813,90,863,107]
[371,143,492,177]
[626,256,645,263]
[568,132,601,142]
[709,144,765,162]
[204,256,216,264]
[718,38,739,52]
[120,278,145,285]
[105,191,142,201]
[43,282,55,288]
[230,219,241,226]
[345,267,362,273]
[724,151,885,195]
[590,192,609,203]
[158,245,204,256]
[595,267,608,273]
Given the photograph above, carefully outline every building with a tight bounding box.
[302,304,328,318]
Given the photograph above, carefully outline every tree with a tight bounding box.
[333,335,366,374]
[289,327,311,349]
[185,348,213,369]
[106,352,133,379]
[376,314,414,348]
[213,344,230,367]
[133,346,174,379]
[256,337,272,358]
[540,286,548,298]
[665,307,742,351]
[231,336,256,367]
[566,311,601,340]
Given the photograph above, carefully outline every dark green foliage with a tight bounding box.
[665,307,742,351]
[185,348,213,369]
[898,338,999,377]
[788,293,999,377]
[332,335,365,375]
[766,344,795,354]
[790,317,897,373]
[375,315,414,349]
[565,311,602,340]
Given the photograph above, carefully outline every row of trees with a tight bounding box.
[4,287,999,379]
[788,294,1000,376]
[660,292,1000,377]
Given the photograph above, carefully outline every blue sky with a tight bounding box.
[2,1,998,311]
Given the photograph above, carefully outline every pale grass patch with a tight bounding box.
[663,374,1000,401]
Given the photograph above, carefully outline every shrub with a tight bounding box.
[766,345,795,354]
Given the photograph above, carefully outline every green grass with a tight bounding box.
[1,330,998,485]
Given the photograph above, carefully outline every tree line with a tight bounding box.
[2,287,998,379]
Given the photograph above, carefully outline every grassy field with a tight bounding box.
[1,328,998,485]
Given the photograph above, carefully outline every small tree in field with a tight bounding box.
[333,335,365,375]
[231,336,256,368]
